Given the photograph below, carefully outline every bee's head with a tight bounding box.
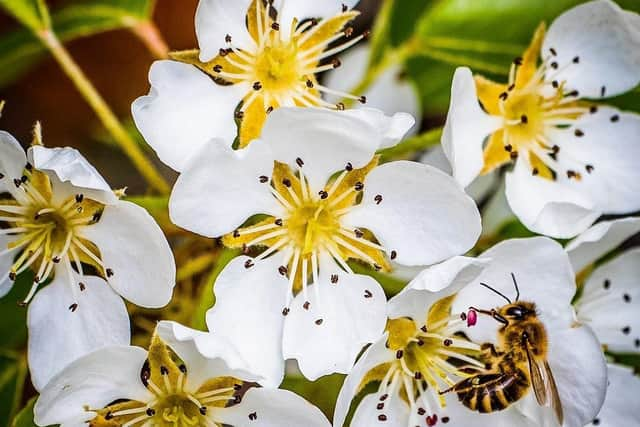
[498,301,537,322]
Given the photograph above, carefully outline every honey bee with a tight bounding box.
[443,273,564,425]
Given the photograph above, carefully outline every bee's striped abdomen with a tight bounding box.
[453,368,529,413]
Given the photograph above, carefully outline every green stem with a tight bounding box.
[38,30,170,194]
[378,127,443,161]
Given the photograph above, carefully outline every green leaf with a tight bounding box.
[282,373,346,420]
[0,353,28,426]
[11,396,38,427]
[0,0,156,88]
[0,272,33,350]
[0,0,51,32]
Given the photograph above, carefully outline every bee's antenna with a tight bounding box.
[511,273,520,301]
[479,282,512,304]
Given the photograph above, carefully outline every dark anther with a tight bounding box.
[233,230,240,238]
[532,168,539,176]
[249,412,258,421]
[213,64,223,73]
[75,194,84,203]
[68,303,78,312]
[282,307,290,316]
[549,47,557,56]
[420,325,427,333]
[552,145,560,154]
[234,383,242,390]
[590,105,598,114]
[574,129,584,137]
[552,80,559,89]
[160,366,169,375]
[444,338,453,346]
[25,162,33,170]
[635,339,640,348]
[331,58,342,68]
[303,301,310,310]
[364,289,373,298]
[520,115,528,124]
[513,57,523,66]
[244,259,254,269]
[442,417,450,423]
[0,173,3,179]
[219,48,229,56]
[460,312,467,321]
[140,359,151,386]
[331,274,339,284]
[377,403,384,410]
[604,279,611,289]
[275,218,283,226]
[418,408,426,415]
[306,79,314,88]
[345,162,353,171]
[282,178,292,187]
[508,84,515,91]
[315,318,323,325]
[266,106,274,114]
[225,34,232,43]
[374,264,382,271]
[296,157,304,167]
[414,371,422,380]
[567,90,579,97]
[427,415,438,426]
[592,419,600,426]
[504,144,513,152]
[624,293,631,303]
[586,164,594,173]
[390,250,397,260]
[259,175,269,183]
[379,393,388,401]
[319,190,328,199]
[359,95,367,104]
[600,86,607,97]
[374,194,383,204]
[235,111,245,119]
[52,256,61,263]
[354,228,364,238]
[342,3,348,12]
[252,81,262,91]
[510,151,519,160]
[271,22,280,30]
[610,114,620,122]
[278,265,288,275]
[20,175,27,183]
[146,408,156,416]
[13,178,21,188]
[199,407,207,415]
[179,364,187,373]
[106,268,114,277]
[79,282,86,291]
[566,170,578,179]
[105,412,114,420]
[336,102,345,110]
[572,56,580,63]
[499,92,508,101]
[550,61,558,69]
[92,212,102,222]
[354,181,364,191]
[622,326,631,335]
[396,350,403,359]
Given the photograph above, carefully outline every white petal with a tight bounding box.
[28,146,117,205]
[420,145,497,202]
[214,387,331,427]
[505,156,600,239]
[132,60,245,171]
[169,137,280,237]
[351,389,410,427]
[0,130,27,195]
[323,44,421,137]
[566,217,640,273]
[342,161,481,266]
[545,325,607,427]
[576,248,640,353]
[27,273,130,391]
[261,107,405,190]
[586,364,640,427]
[0,235,17,298]
[553,107,640,214]
[80,200,175,308]
[333,336,395,427]
[452,237,576,344]
[341,108,415,150]
[543,0,640,98]
[156,321,260,391]
[441,67,503,188]
[205,255,288,388]
[388,256,489,321]
[34,346,152,426]
[275,0,359,42]
[282,254,386,380]
[195,0,253,61]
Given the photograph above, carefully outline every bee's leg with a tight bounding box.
[481,342,499,358]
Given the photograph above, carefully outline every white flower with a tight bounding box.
[133,0,371,170]
[167,107,481,386]
[0,131,176,390]
[442,0,640,238]
[34,321,331,427]
[323,43,422,133]
[336,237,608,427]
[586,363,640,427]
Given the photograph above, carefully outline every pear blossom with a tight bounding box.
[34,321,331,427]
[133,0,371,171]
[442,0,640,238]
[0,131,175,390]
[168,107,481,386]
[336,237,608,427]
[586,364,640,427]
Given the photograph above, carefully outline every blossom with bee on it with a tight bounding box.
[441,0,640,238]
[0,129,175,390]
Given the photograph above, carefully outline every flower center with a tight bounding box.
[254,37,301,93]
[0,168,105,305]
[223,158,390,299]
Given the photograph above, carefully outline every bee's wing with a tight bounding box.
[543,361,564,426]
[525,342,547,406]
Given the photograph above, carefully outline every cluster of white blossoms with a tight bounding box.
[2,0,639,426]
